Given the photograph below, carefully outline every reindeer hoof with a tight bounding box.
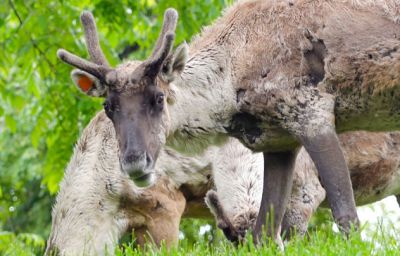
[336,214,360,236]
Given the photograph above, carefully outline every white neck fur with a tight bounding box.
[165,46,237,155]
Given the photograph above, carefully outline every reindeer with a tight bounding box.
[44,111,184,255]
[207,131,400,243]
[57,0,400,244]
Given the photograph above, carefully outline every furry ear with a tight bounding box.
[205,190,239,242]
[159,42,188,83]
[205,190,230,229]
[71,69,107,97]
[205,190,222,218]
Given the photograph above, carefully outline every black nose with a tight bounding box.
[124,151,146,163]
[123,151,153,169]
[145,154,153,168]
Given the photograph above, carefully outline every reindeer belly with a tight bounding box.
[319,159,400,207]
[349,158,400,206]
[324,38,400,132]
[317,131,400,207]
[343,132,400,205]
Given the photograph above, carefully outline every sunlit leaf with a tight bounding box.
[9,95,25,111]
[5,114,17,133]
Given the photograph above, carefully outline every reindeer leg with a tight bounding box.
[299,130,359,234]
[396,195,400,207]
[253,151,297,247]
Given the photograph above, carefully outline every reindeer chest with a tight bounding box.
[225,113,301,152]
[225,83,331,152]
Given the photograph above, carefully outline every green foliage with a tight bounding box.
[0,231,45,255]
[0,0,231,244]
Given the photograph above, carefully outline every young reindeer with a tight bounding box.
[57,1,400,244]
[205,144,323,244]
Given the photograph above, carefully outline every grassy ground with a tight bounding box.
[2,222,399,256]
[116,227,400,256]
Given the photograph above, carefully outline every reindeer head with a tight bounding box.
[205,190,240,243]
[58,10,188,187]
[205,190,258,243]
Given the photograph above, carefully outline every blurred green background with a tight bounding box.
[0,0,233,253]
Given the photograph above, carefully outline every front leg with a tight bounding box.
[253,151,297,246]
[299,129,359,234]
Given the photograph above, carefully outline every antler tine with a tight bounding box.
[142,8,177,77]
[57,49,111,80]
[146,33,175,77]
[80,11,110,67]
[150,8,178,58]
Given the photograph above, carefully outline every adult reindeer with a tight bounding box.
[57,1,400,244]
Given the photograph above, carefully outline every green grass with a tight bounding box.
[1,222,399,256]
[116,227,400,256]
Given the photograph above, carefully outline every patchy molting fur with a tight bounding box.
[208,131,400,240]
[63,0,400,160]
[159,0,400,241]
[165,0,400,152]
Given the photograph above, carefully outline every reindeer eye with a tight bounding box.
[156,94,164,106]
[103,102,114,119]
[103,101,110,112]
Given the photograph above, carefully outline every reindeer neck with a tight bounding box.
[165,46,237,155]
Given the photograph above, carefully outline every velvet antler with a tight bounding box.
[80,11,110,66]
[144,8,178,77]
[57,11,112,82]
